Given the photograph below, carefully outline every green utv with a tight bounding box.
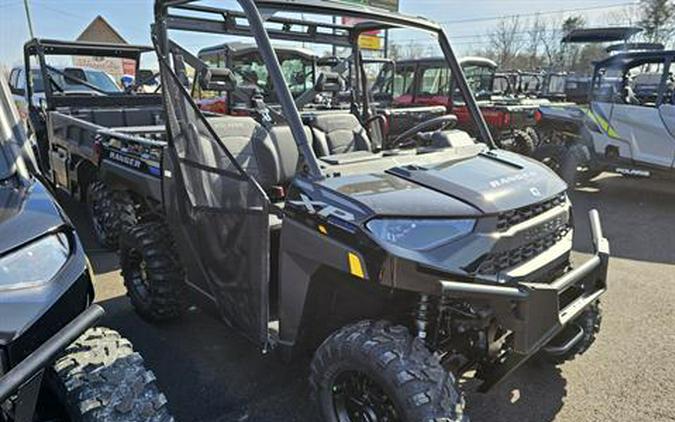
[118,1,610,420]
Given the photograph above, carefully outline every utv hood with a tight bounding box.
[322,149,566,217]
[0,179,66,254]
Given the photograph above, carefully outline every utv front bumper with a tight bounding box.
[440,210,609,391]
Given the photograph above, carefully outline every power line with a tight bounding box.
[439,2,638,25]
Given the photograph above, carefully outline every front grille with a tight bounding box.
[496,194,567,232]
[478,224,572,275]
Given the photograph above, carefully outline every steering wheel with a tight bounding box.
[392,114,458,147]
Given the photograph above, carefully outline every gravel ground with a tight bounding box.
[58,173,675,422]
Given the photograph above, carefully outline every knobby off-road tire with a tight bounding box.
[87,181,137,250]
[542,301,603,365]
[51,327,173,422]
[310,320,467,422]
[511,129,536,156]
[533,143,602,188]
[120,222,185,322]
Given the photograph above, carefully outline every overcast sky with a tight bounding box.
[0,0,638,69]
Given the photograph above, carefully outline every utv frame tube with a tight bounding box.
[0,305,104,403]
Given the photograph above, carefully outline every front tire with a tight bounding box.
[50,327,173,421]
[120,222,186,322]
[511,129,536,156]
[310,320,467,422]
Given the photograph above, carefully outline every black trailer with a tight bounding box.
[119,1,610,420]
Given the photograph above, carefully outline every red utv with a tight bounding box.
[371,57,542,154]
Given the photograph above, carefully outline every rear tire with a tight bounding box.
[120,222,185,322]
[87,181,137,250]
[50,327,173,421]
[511,129,536,156]
[541,301,602,365]
[310,320,467,422]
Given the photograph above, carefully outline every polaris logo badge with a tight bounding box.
[109,151,142,169]
[530,187,542,197]
[489,171,537,189]
[290,194,355,221]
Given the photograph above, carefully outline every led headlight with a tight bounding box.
[0,233,70,291]
[366,219,475,251]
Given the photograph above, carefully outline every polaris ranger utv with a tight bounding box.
[0,74,171,422]
[120,1,609,420]
[19,39,166,249]
[533,49,675,186]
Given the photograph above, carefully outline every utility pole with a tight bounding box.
[23,0,35,39]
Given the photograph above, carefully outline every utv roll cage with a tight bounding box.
[154,0,496,171]
[23,38,160,110]
[591,50,675,105]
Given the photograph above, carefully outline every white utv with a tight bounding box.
[534,47,675,185]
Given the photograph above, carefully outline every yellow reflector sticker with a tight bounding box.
[318,225,328,235]
[348,252,365,279]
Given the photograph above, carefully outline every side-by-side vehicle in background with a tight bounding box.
[14,39,166,249]
[115,1,610,421]
[0,73,171,422]
[534,49,675,186]
[371,56,543,154]
[195,42,318,114]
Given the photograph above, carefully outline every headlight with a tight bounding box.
[366,219,475,251]
[0,233,70,291]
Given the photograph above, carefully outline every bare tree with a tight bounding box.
[487,16,525,68]
[639,0,675,45]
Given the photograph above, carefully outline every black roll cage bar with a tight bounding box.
[154,0,495,180]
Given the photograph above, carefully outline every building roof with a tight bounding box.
[76,15,128,45]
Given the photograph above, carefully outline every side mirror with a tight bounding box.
[199,67,237,92]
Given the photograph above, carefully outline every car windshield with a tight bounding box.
[548,74,566,94]
[464,64,495,97]
[32,68,121,94]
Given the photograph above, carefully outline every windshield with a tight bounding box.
[31,68,121,94]
[201,49,315,99]
[547,75,566,94]
[464,64,495,97]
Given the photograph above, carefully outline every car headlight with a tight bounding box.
[366,219,475,251]
[0,233,70,291]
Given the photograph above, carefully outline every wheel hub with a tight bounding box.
[333,371,398,422]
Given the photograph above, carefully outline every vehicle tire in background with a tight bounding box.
[50,327,173,422]
[310,320,467,422]
[120,221,186,322]
[533,143,601,188]
[511,129,536,156]
[87,181,137,250]
[541,301,602,365]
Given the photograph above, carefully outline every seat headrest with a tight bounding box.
[199,67,237,92]
[315,72,346,93]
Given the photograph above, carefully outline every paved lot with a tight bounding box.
[58,173,675,422]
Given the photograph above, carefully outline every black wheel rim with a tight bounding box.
[540,155,561,173]
[125,248,152,305]
[332,371,399,422]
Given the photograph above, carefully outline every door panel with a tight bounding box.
[160,63,270,346]
[609,104,675,168]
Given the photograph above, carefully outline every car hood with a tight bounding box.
[321,149,566,218]
[0,178,66,254]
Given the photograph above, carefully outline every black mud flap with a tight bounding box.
[159,59,270,347]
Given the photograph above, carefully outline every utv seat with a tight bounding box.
[307,113,372,157]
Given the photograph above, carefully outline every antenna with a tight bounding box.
[23,0,35,39]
